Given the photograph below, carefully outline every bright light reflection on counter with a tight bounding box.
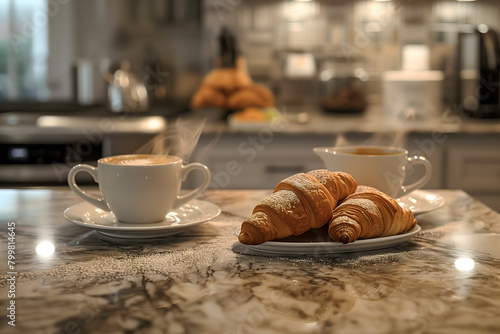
[455,257,475,272]
[425,194,437,201]
[36,241,55,257]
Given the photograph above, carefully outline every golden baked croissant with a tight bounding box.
[329,189,417,244]
[249,83,275,107]
[202,57,252,93]
[190,85,226,109]
[191,56,278,111]
[226,84,275,110]
[238,170,357,245]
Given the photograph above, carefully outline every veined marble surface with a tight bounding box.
[0,188,499,334]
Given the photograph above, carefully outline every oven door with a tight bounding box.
[0,114,167,186]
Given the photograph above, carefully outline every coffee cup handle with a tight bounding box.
[175,162,210,208]
[399,156,432,198]
[175,163,211,208]
[68,164,110,211]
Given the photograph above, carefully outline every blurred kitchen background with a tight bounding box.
[2,0,500,108]
[1,0,500,211]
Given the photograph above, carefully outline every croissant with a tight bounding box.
[226,84,275,110]
[190,85,226,109]
[328,189,417,244]
[238,170,357,245]
[202,57,252,94]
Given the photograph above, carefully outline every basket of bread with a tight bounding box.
[190,28,278,127]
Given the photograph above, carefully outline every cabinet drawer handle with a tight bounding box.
[266,165,305,174]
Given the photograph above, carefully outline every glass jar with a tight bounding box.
[319,59,369,113]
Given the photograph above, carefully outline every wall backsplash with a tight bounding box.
[202,0,500,107]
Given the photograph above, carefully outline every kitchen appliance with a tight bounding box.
[72,59,108,106]
[0,113,167,186]
[104,61,149,113]
[382,70,443,120]
[456,25,500,118]
[218,27,239,68]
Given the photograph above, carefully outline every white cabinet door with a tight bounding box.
[189,134,334,189]
[446,140,500,213]
[447,143,500,192]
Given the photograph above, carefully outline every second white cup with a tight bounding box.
[314,145,432,198]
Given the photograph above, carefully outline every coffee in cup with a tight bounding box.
[68,154,211,223]
[314,145,431,198]
[101,155,179,165]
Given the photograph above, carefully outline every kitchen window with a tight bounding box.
[0,0,49,101]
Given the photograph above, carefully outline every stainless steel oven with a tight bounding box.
[0,111,167,186]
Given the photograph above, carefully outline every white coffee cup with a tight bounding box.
[314,145,431,198]
[68,154,211,223]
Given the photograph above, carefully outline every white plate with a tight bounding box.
[64,199,221,239]
[227,113,283,131]
[235,225,421,256]
[397,190,445,215]
[227,117,273,130]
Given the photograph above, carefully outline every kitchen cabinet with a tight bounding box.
[190,133,333,190]
[445,135,500,211]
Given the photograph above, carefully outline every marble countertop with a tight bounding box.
[0,114,168,143]
[1,188,500,334]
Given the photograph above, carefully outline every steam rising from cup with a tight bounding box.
[333,108,415,148]
[134,117,206,162]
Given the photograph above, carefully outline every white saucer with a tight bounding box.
[235,225,421,256]
[397,190,445,215]
[64,199,221,239]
